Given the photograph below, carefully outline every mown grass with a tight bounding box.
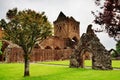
[0,60,120,80]
[40,60,120,68]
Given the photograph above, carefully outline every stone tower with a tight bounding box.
[53,12,80,45]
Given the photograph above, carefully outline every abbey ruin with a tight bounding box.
[0,12,80,62]
[0,12,112,70]
[70,25,112,70]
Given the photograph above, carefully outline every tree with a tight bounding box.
[92,0,120,41]
[116,41,120,55]
[0,8,52,76]
[110,41,120,57]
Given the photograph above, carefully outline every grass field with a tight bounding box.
[40,60,120,68]
[0,60,120,80]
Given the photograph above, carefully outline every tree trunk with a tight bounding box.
[24,54,30,77]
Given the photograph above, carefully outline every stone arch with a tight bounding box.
[64,47,67,49]
[55,46,61,50]
[72,36,78,44]
[79,48,93,68]
[45,46,52,49]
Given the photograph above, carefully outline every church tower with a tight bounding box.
[53,12,80,45]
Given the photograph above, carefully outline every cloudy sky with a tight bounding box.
[0,0,116,50]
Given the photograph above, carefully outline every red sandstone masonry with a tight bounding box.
[4,48,73,62]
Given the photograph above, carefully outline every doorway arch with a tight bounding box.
[78,48,93,68]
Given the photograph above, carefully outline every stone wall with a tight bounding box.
[2,48,73,62]
[39,36,66,49]
[70,25,112,70]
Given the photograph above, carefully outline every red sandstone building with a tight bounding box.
[40,12,80,49]
[0,12,80,62]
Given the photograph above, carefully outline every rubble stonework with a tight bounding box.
[70,24,112,70]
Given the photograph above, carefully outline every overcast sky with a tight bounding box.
[0,0,116,50]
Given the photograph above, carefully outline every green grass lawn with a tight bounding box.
[40,60,120,68]
[0,60,120,80]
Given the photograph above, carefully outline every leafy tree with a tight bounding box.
[111,41,120,57]
[116,41,120,55]
[0,8,52,76]
[92,0,120,41]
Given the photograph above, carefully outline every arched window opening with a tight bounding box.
[72,36,78,45]
[64,47,67,49]
[55,46,61,50]
[45,46,52,49]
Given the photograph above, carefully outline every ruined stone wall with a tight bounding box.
[40,36,66,49]
[3,48,73,62]
[70,25,112,70]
